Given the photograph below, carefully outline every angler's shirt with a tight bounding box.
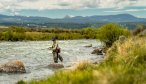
[52,41,58,51]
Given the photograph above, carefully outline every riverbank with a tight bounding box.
[18,37,146,84]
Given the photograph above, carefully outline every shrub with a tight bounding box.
[96,23,130,47]
[82,28,97,39]
[3,30,13,41]
[132,24,146,36]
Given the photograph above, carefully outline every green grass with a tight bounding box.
[17,37,146,84]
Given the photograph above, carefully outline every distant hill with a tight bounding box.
[63,14,146,23]
[0,14,145,29]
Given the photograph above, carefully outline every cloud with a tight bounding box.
[0,0,145,11]
[104,8,146,13]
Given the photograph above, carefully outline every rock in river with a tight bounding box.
[0,60,26,73]
[48,63,64,69]
[91,48,103,55]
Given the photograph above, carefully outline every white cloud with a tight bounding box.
[0,0,145,10]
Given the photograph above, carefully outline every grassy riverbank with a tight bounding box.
[17,36,146,84]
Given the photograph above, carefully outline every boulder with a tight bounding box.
[48,63,64,69]
[91,48,103,55]
[0,60,26,73]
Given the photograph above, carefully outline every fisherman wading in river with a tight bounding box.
[50,37,63,63]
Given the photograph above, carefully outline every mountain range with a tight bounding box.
[0,14,145,29]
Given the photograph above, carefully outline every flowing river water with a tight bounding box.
[0,40,103,84]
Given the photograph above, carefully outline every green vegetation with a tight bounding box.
[0,26,98,41]
[17,23,146,84]
[96,23,130,47]
[0,23,130,42]
[132,24,146,36]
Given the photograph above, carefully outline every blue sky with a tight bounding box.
[0,0,146,18]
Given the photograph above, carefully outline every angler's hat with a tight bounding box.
[52,37,57,41]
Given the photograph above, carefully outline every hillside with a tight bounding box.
[0,14,146,29]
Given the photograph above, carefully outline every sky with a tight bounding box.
[0,0,146,18]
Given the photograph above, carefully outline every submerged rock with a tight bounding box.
[48,63,64,69]
[91,48,103,55]
[0,60,26,73]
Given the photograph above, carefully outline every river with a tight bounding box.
[0,40,103,84]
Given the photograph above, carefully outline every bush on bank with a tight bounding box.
[96,23,130,48]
